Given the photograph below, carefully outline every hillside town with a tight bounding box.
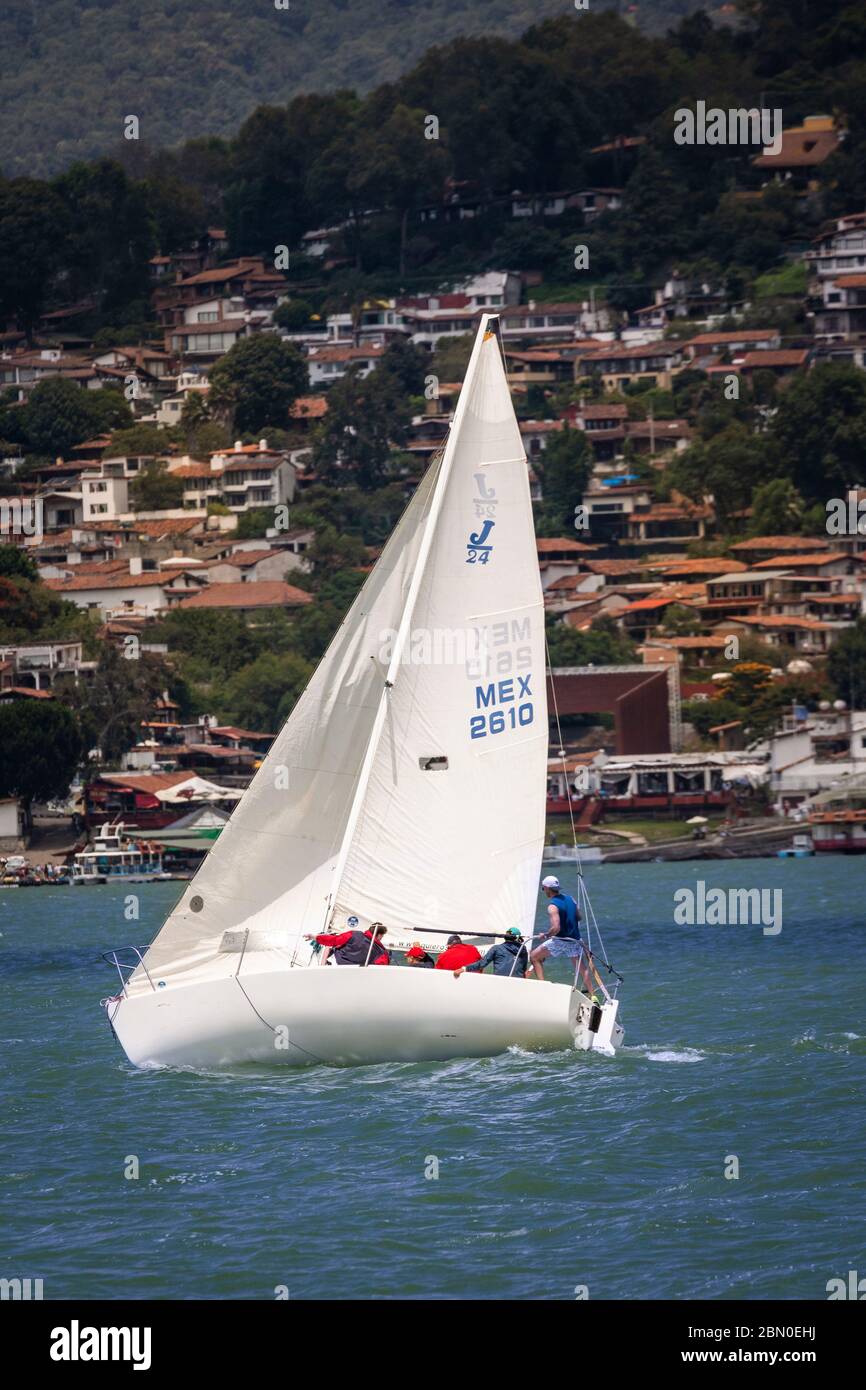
[3,10,866,875]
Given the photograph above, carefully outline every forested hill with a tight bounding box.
[1,0,709,176]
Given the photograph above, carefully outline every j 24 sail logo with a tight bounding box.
[466,518,495,564]
[467,472,497,563]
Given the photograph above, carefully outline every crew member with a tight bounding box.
[305,921,391,965]
[405,944,436,968]
[435,934,482,971]
[528,876,582,981]
[457,927,528,979]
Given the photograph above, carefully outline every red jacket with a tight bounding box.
[435,943,482,970]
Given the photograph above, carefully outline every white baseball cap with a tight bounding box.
[541,875,560,890]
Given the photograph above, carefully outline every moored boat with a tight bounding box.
[75,823,171,884]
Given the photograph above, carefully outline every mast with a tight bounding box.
[322,314,500,926]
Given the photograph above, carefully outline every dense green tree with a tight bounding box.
[683,697,743,739]
[0,178,68,337]
[748,479,804,537]
[827,619,866,709]
[0,700,81,815]
[107,424,169,456]
[148,609,259,680]
[53,159,154,311]
[88,388,134,436]
[668,427,768,529]
[234,508,276,541]
[0,577,100,645]
[64,645,171,765]
[0,378,131,459]
[312,365,411,490]
[208,334,308,434]
[766,365,866,503]
[661,603,702,636]
[302,523,369,574]
[220,650,313,730]
[0,545,37,582]
[431,335,474,385]
[534,426,592,534]
[352,104,450,275]
[273,299,316,331]
[545,613,636,667]
[129,460,184,512]
[17,378,102,457]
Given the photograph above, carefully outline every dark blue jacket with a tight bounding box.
[465,938,528,977]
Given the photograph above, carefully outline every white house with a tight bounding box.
[452,271,522,308]
[0,797,24,850]
[209,440,296,512]
[81,472,129,522]
[770,705,866,807]
[307,344,384,387]
[44,561,171,619]
[0,640,85,691]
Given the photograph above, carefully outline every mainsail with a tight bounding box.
[135,314,546,979]
[331,319,547,946]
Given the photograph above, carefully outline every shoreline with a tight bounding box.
[598,822,807,864]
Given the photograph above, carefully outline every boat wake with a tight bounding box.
[625,1044,705,1064]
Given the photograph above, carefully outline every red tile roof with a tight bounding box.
[290,395,328,420]
[684,330,778,349]
[646,635,729,650]
[0,686,55,699]
[98,771,194,793]
[584,558,650,576]
[740,350,809,369]
[728,615,833,631]
[651,557,745,576]
[577,403,629,420]
[753,127,839,169]
[175,581,312,610]
[618,596,685,614]
[88,518,205,538]
[45,570,170,592]
[536,537,598,553]
[209,725,274,741]
[729,535,830,553]
[169,462,218,479]
[176,260,267,287]
[309,345,385,363]
[753,552,852,569]
[170,320,248,337]
[206,549,284,567]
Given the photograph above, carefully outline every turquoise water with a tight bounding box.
[1,859,863,1301]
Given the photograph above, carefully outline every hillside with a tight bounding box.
[0,0,710,177]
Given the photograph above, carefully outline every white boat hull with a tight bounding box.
[106,963,623,1069]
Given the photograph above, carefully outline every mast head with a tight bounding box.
[480,313,506,366]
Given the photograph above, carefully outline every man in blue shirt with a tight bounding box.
[528,875,582,981]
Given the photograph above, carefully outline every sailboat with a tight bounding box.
[101,316,624,1068]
